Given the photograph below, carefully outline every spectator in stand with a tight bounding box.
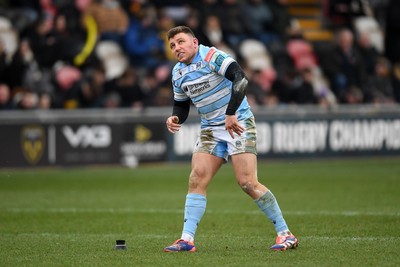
[20,58,54,103]
[286,37,337,106]
[215,0,249,50]
[320,28,366,103]
[38,92,52,109]
[102,91,121,108]
[139,64,173,107]
[5,34,55,108]
[25,14,58,69]
[50,14,76,63]
[341,86,362,104]
[53,62,83,108]
[245,67,279,108]
[104,66,146,109]
[299,67,337,107]
[265,0,293,42]
[184,9,212,48]
[363,57,395,104]
[356,31,380,76]
[5,39,35,93]
[13,90,39,109]
[14,89,52,110]
[57,0,90,35]
[202,15,236,58]
[277,66,318,105]
[83,0,129,45]
[157,10,176,62]
[243,0,279,46]
[123,4,166,69]
[49,9,87,64]
[0,83,13,110]
[65,65,107,108]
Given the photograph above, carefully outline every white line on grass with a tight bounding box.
[1,233,399,242]
[4,208,400,217]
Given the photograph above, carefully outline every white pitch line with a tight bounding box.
[299,236,400,241]
[0,233,171,239]
[4,208,400,217]
[0,233,399,242]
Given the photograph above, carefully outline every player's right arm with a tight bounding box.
[166,99,190,133]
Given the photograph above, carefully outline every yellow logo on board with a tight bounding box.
[135,125,152,142]
[21,125,45,165]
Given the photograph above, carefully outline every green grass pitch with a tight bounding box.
[1,157,399,266]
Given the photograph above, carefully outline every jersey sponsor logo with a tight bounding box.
[186,81,211,95]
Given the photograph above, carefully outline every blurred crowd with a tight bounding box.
[0,0,399,111]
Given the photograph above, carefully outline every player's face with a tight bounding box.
[169,33,199,64]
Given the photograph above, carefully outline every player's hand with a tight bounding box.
[166,116,181,134]
[225,115,244,139]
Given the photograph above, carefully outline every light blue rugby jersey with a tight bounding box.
[172,45,253,128]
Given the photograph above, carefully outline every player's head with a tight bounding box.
[167,26,199,65]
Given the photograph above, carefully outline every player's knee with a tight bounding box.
[188,169,204,190]
[238,180,257,194]
[188,177,199,190]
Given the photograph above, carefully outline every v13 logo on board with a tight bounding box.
[62,125,111,148]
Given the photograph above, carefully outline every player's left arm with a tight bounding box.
[224,61,248,115]
[224,61,248,138]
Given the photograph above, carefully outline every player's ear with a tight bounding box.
[193,37,199,46]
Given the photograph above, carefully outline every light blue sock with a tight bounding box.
[255,190,289,233]
[182,193,207,240]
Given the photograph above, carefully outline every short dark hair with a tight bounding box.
[167,26,195,40]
